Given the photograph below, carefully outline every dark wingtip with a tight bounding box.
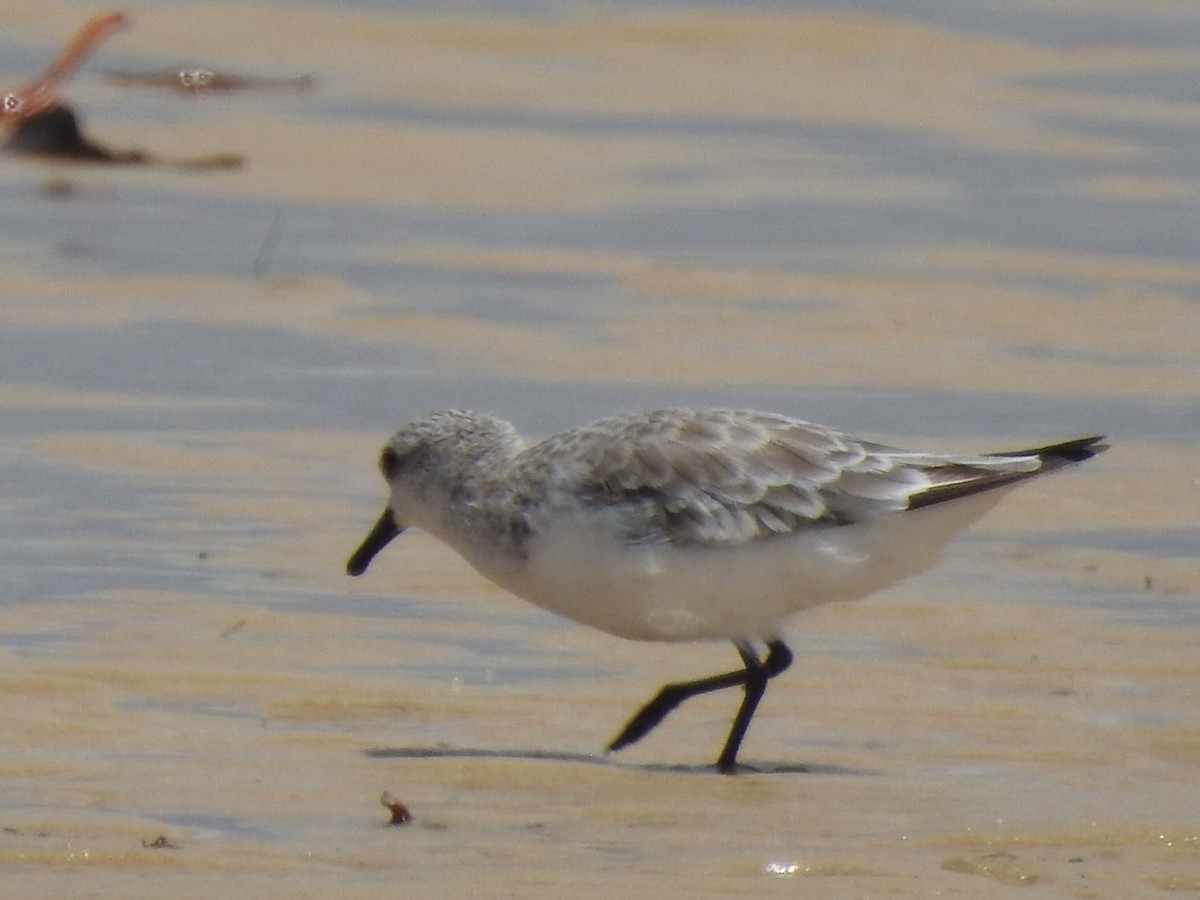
[1041,434,1108,463]
[908,435,1108,512]
[991,435,1109,468]
[346,510,401,576]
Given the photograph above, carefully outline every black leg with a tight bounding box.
[715,640,792,773]
[607,663,750,753]
[607,639,793,773]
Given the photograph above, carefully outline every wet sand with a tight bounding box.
[1,2,1198,897]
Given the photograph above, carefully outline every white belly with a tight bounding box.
[454,489,1013,643]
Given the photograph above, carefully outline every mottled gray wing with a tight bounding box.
[523,409,1042,547]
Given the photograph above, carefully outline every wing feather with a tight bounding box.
[518,409,1062,547]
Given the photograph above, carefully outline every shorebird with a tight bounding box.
[347,407,1105,772]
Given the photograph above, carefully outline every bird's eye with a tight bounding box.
[380,447,402,480]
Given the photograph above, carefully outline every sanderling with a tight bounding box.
[347,407,1106,773]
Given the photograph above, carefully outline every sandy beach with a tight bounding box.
[1,2,1197,896]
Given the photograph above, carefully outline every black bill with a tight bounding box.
[346,509,402,576]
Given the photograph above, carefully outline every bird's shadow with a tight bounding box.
[363,746,877,776]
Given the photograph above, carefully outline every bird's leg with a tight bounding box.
[715,640,792,773]
[607,663,750,752]
[607,639,793,773]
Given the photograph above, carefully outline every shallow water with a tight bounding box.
[1,1,1198,897]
